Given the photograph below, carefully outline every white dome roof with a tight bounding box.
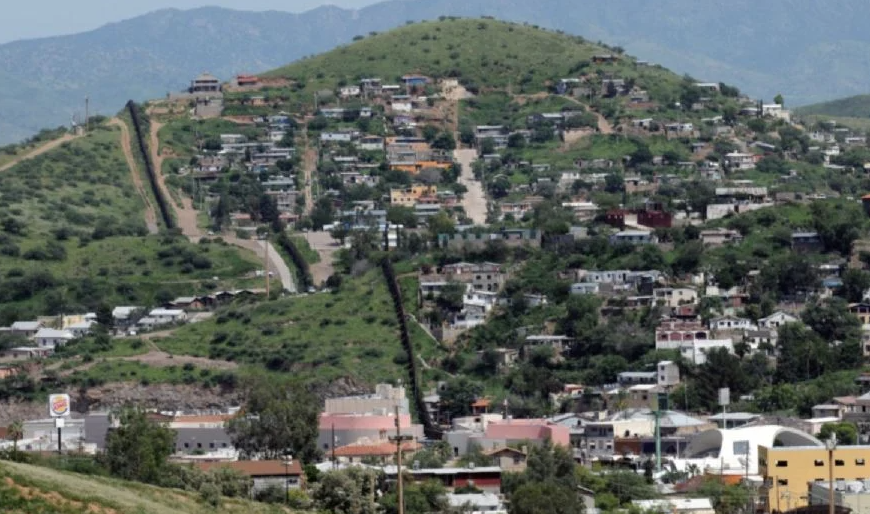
[681,425,822,475]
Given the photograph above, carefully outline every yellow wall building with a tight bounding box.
[390,185,437,206]
[759,445,870,512]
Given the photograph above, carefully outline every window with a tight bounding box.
[775,460,788,467]
[836,460,845,466]
[815,460,824,467]
[777,479,788,486]
[858,459,866,466]
[197,443,202,449]
[209,443,215,449]
[183,442,189,449]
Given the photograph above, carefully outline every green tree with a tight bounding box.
[774,93,784,106]
[427,211,455,240]
[386,205,418,228]
[95,303,113,331]
[381,480,449,514]
[7,420,23,453]
[311,467,380,514]
[226,376,320,462]
[440,377,483,419]
[104,408,175,484]
[310,197,336,230]
[775,324,833,383]
[510,481,584,514]
[801,298,861,343]
[819,422,858,445]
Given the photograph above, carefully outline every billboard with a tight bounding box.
[49,394,71,418]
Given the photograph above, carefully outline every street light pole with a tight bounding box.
[827,435,838,514]
[388,405,413,514]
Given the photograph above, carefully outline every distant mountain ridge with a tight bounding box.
[3,0,870,144]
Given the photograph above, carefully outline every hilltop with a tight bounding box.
[0,460,293,514]
[796,94,870,118]
[7,1,870,143]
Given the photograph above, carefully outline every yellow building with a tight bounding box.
[390,185,438,206]
[759,444,870,512]
[390,161,453,175]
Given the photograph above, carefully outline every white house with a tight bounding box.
[112,306,142,326]
[447,493,507,513]
[67,320,96,338]
[653,287,698,308]
[10,321,42,338]
[680,339,734,365]
[709,316,757,333]
[34,328,75,349]
[758,311,799,329]
[147,309,188,325]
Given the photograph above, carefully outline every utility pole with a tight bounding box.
[828,435,838,514]
[331,423,337,470]
[388,405,413,514]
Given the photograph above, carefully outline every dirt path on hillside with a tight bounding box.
[301,126,316,214]
[443,80,487,226]
[110,118,159,234]
[0,133,81,173]
[147,114,202,240]
[305,231,339,285]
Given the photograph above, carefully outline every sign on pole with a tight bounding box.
[49,393,71,418]
[718,387,730,407]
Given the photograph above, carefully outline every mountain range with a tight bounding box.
[3,0,870,144]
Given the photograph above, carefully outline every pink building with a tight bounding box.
[479,418,571,448]
[318,413,423,454]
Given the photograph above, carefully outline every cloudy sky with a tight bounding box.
[0,1,380,44]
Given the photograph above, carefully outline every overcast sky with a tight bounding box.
[0,1,381,44]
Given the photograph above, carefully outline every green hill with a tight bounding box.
[796,94,870,118]
[236,18,685,113]
[0,460,294,514]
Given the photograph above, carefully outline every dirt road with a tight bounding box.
[109,118,159,234]
[148,117,202,240]
[0,133,80,173]
[305,231,339,285]
[454,148,488,225]
[301,127,317,214]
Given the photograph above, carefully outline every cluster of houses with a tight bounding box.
[0,290,265,360]
[12,375,870,514]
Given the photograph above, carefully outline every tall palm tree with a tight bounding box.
[7,420,23,453]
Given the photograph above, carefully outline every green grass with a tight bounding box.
[0,121,262,321]
[0,460,295,514]
[151,269,446,386]
[290,235,320,264]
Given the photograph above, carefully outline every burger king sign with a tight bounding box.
[49,393,71,418]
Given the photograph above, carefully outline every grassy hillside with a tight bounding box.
[0,121,261,322]
[796,94,870,119]
[0,460,293,514]
[147,267,446,386]
[253,18,683,109]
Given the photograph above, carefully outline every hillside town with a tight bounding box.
[4,15,870,514]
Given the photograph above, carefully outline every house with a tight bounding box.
[437,230,542,250]
[34,328,75,349]
[653,287,698,309]
[655,320,710,348]
[851,303,870,325]
[194,460,303,494]
[618,371,657,386]
[724,152,755,170]
[700,228,744,246]
[9,321,42,338]
[440,262,506,293]
[447,493,507,513]
[792,231,823,252]
[524,335,573,356]
[477,348,519,373]
[383,465,502,494]
[390,185,437,207]
[633,499,715,514]
[483,446,528,471]
[333,441,420,464]
[680,338,734,365]
[1,347,52,360]
[167,297,204,311]
[570,282,600,295]
[145,308,187,325]
[609,230,657,245]
[318,413,423,455]
[745,329,777,353]
[67,320,96,338]
[324,383,410,415]
[758,311,799,329]
[709,316,757,333]
[190,73,221,94]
